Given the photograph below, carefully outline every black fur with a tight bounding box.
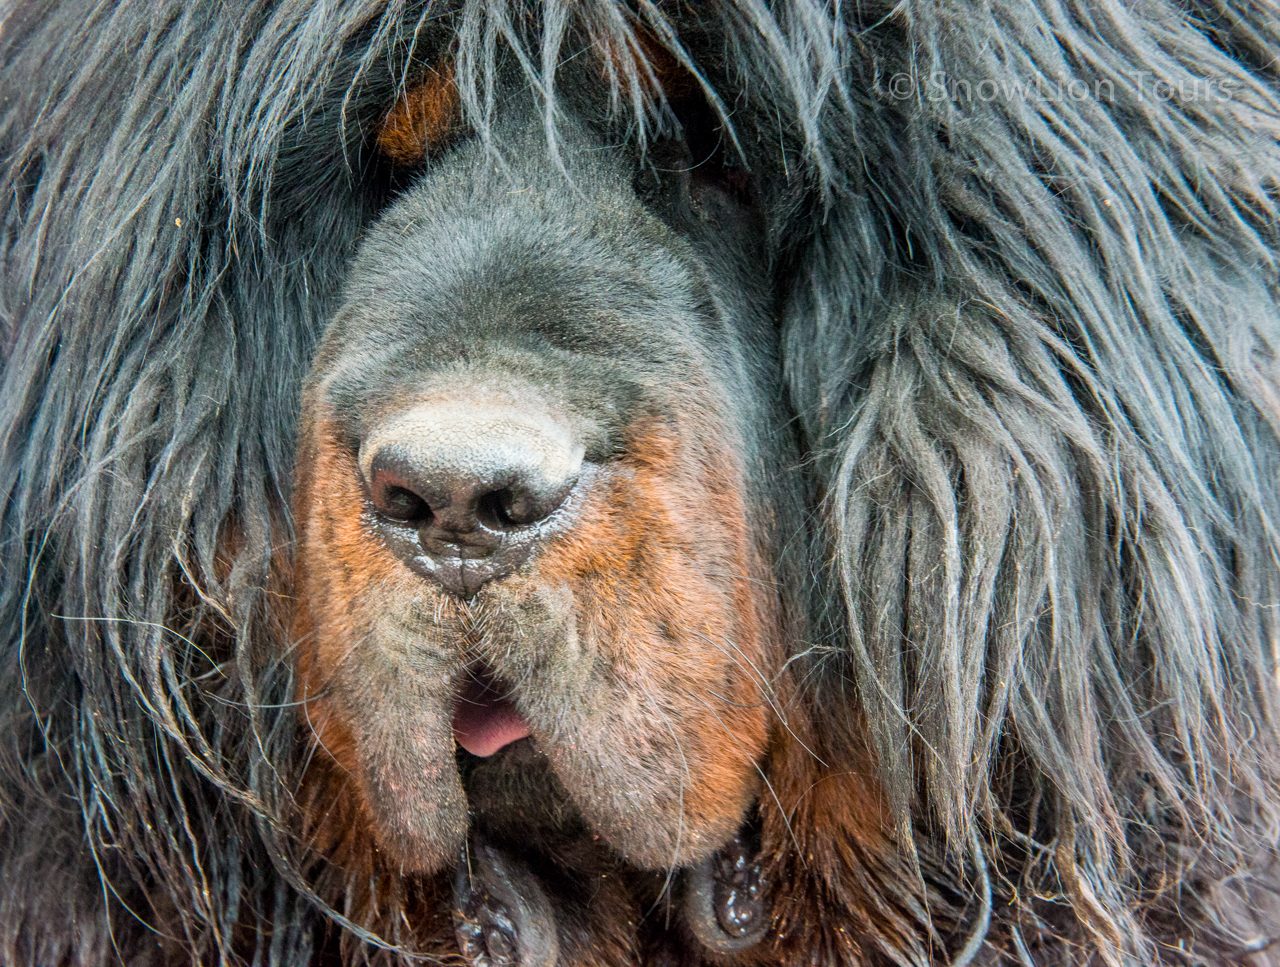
[3,1,1280,965]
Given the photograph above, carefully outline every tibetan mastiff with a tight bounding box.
[3,1,1280,965]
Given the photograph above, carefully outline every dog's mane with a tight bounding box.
[3,1,1280,963]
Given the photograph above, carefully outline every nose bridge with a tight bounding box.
[358,403,583,512]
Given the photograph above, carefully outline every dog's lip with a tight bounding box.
[452,670,532,757]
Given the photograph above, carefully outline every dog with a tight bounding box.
[4,1,1280,965]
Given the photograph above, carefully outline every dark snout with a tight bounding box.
[359,401,586,597]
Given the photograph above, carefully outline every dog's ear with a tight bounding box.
[377,61,460,166]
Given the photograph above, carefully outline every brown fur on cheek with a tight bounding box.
[376,60,460,165]
[291,406,468,873]
[726,710,935,967]
[530,415,783,868]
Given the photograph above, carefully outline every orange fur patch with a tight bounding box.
[533,415,779,850]
[291,414,411,869]
[376,61,460,165]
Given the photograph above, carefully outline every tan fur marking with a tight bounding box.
[536,416,778,843]
[376,61,460,165]
[292,414,409,870]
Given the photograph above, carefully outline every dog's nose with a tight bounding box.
[359,402,583,597]
[366,435,577,534]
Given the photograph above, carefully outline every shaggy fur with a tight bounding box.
[3,1,1280,965]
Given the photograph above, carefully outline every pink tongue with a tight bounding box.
[452,675,532,757]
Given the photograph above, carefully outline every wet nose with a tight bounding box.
[359,402,584,597]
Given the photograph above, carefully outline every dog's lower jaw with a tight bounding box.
[456,738,778,963]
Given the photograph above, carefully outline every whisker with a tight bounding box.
[635,679,691,921]
[694,692,805,865]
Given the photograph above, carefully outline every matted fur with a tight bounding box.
[3,1,1280,965]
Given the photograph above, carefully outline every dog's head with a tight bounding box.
[292,56,811,940]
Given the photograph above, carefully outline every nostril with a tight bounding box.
[369,469,434,525]
[476,488,517,530]
[499,482,570,527]
[475,481,575,530]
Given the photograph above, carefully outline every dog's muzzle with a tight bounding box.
[359,400,587,598]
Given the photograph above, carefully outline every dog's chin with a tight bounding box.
[456,738,772,961]
[327,637,767,878]
[434,724,756,874]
